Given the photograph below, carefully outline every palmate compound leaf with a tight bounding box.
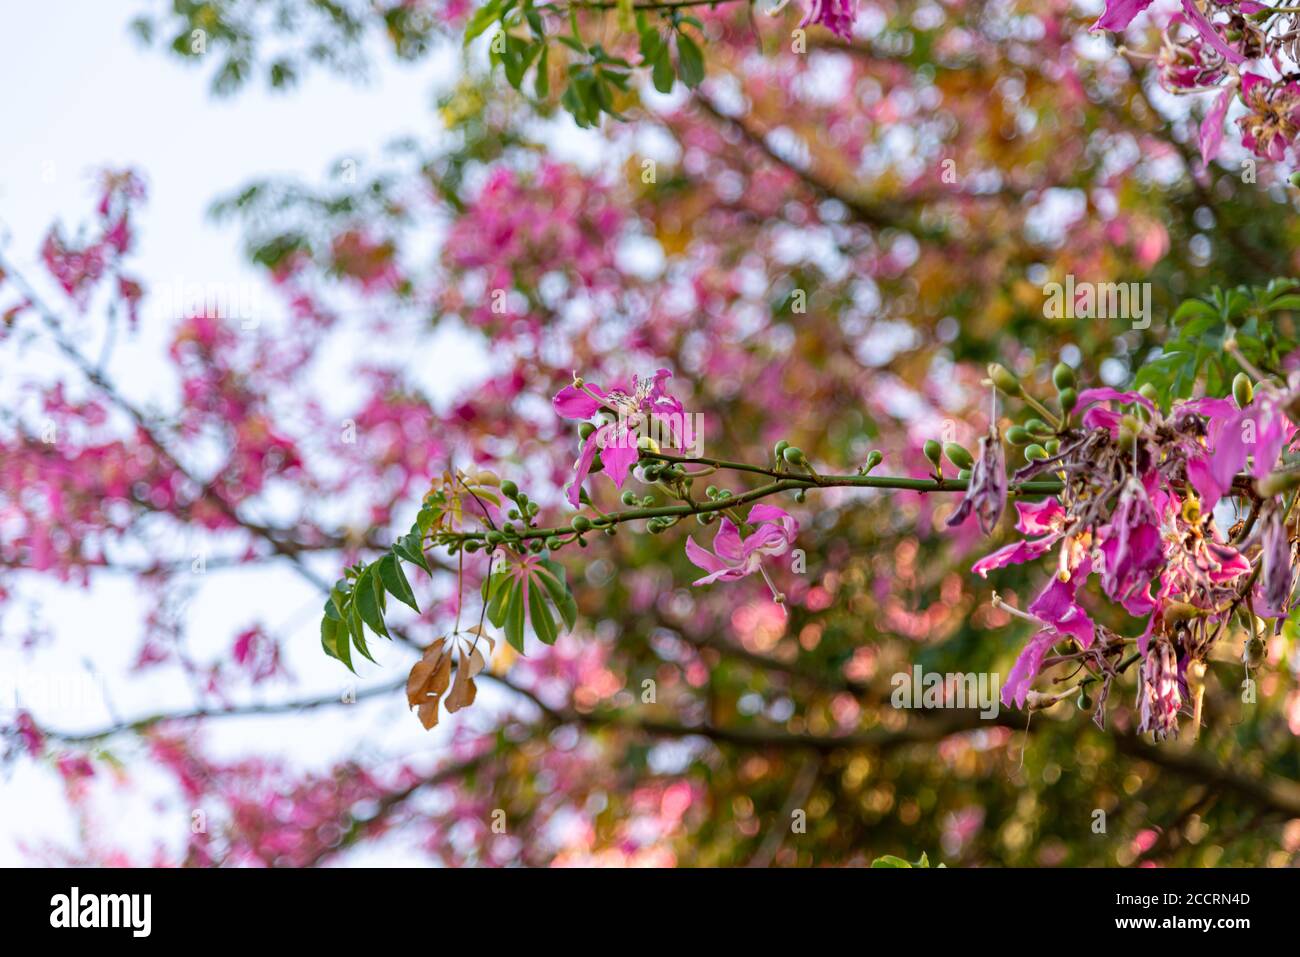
[483,555,578,653]
[320,543,430,673]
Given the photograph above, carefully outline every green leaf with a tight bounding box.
[503,579,527,652]
[527,578,558,645]
[676,32,705,88]
[651,41,674,94]
[354,568,389,642]
[871,855,912,868]
[535,42,550,99]
[378,553,419,612]
[321,615,343,662]
[348,601,377,664]
[464,0,503,45]
[534,558,578,631]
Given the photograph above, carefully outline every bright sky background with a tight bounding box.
[0,1,501,865]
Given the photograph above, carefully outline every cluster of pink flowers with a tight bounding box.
[36,170,146,324]
[443,163,625,331]
[960,383,1298,736]
[1098,0,1300,168]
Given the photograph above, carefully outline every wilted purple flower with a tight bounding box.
[1261,506,1293,616]
[946,426,1007,536]
[1099,479,1164,615]
[1137,638,1183,740]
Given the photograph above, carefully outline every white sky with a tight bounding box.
[0,1,499,865]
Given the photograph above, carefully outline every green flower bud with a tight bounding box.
[1025,418,1051,437]
[923,440,943,468]
[794,489,807,503]
[1076,689,1093,711]
[546,536,563,550]
[1057,387,1077,414]
[1044,439,1060,455]
[943,442,974,471]
[957,468,972,480]
[578,422,597,441]
[1291,170,1300,189]
[571,516,592,533]
[500,480,519,499]
[1024,443,1048,461]
[486,530,505,544]
[705,485,719,499]
[862,450,884,473]
[1006,425,1032,446]
[1232,372,1254,409]
[987,363,1022,396]
[1052,362,1076,392]
[774,440,790,461]
[1138,382,1160,403]
[621,490,638,506]
[1243,636,1266,668]
[782,446,807,466]
[1255,470,1300,498]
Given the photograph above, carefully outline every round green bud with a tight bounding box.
[507,509,520,520]
[1025,418,1051,437]
[923,440,943,467]
[571,516,592,533]
[621,491,638,506]
[1232,372,1254,409]
[1024,444,1048,461]
[578,422,597,441]
[1044,439,1060,455]
[957,468,972,480]
[1058,387,1077,414]
[464,540,481,553]
[987,363,1022,396]
[1076,690,1093,711]
[1244,636,1267,668]
[943,442,974,471]
[546,536,563,550]
[1255,470,1300,498]
[705,485,719,498]
[1006,425,1032,446]
[782,446,807,466]
[864,450,883,471]
[1138,382,1160,403]
[500,480,519,499]
[529,539,544,553]
[774,440,790,460]
[486,530,505,545]
[1052,362,1076,392]
[794,489,807,503]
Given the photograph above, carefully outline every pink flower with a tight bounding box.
[1092,0,1154,32]
[799,0,857,40]
[553,370,684,507]
[1029,557,1096,648]
[686,504,797,600]
[1001,632,1056,709]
